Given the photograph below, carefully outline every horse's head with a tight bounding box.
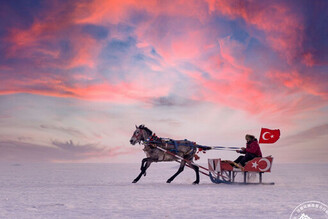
[130,125,153,145]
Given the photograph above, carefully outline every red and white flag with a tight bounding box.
[259,128,280,144]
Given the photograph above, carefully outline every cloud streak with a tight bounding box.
[40,125,86,138]
[282,124,328,146]
[0,140,136,163]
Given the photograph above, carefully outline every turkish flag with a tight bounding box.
[259,128,280,144]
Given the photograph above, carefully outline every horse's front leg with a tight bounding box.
[132,158,152,183]
[166,160,186,183]
[142,159,151,176]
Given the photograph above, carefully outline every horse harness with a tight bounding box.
[143,134,197,161]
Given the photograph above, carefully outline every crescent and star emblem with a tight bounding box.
[262,131,273,140]
[258,158,271,171]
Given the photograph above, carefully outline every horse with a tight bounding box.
[129,125,200,184]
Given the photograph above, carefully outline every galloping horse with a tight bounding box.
[130,125,200,184]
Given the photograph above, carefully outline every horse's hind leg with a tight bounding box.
[132,158,152,183]
[191,164,200,185]
[166,160,186,183]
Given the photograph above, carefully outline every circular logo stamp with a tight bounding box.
[290,201,328,219]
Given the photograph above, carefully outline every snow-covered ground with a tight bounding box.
[0,162,327,219]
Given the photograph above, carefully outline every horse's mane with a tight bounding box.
[139,125,153,136]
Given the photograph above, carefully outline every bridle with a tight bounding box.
[133,128,145,143]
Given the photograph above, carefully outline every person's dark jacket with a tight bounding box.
[245,139,262,157]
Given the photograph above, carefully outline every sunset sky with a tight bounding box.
[0,0,327,163]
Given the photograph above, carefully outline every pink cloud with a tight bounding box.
[2,0,326,118]
[72,0,213,65]
[74,0,137,25]
[209,0,305,63]
[267,70,328,98]
[0,78,171,103]
[3,0,188,103]
[5,2,102,69]
[183,36,327,119]
[74,0,210,25]
[182,37,271,113]
[3,0,212,101]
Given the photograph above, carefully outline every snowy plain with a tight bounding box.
[0,162,327,219]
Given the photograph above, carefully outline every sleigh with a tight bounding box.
[208,156,274,185]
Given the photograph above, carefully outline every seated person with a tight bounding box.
[234,134,262,167]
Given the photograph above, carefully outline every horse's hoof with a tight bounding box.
[166,179,172,183]
[192,181,199,185]
[132,180,137,183]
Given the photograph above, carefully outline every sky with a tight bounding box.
[0,0,327,163]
